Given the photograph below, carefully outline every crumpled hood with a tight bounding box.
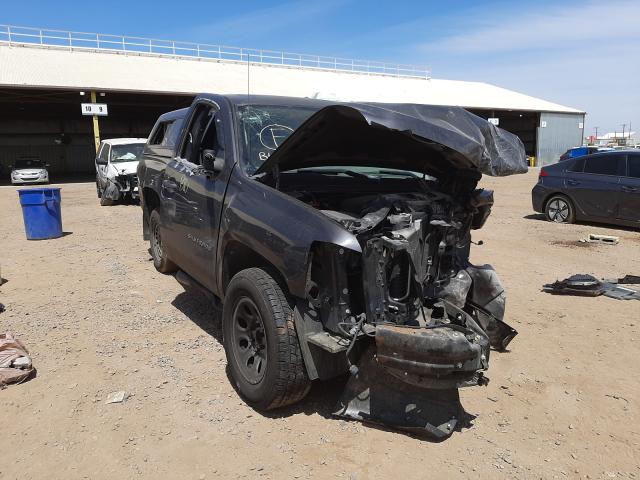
[255,103,528,179]
[107,161,139,177]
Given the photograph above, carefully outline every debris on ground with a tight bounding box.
[604,275,640,285]
[0,303,5,314]
[0,332,34,387]
[579,234,619,245]
[543,274,640,301]
[105,390,128,404]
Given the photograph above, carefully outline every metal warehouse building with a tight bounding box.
[0,25,585,178]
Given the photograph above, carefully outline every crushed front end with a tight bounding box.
[299,185,517,439]
[252,102,527,438]
[103,173,140,202]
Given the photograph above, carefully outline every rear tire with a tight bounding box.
[149,209,177,274]
[545,195,575,224]
[223,268,310,410]
[100,195,114,206]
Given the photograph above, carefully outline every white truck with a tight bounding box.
[95,138,146,205]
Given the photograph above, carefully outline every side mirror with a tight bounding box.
[202,149,224,174]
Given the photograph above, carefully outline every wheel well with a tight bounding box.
[221,241,289,298]
[142,188,160,240]
[143,187,160,213]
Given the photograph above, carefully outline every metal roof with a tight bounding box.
[0,42,585,114]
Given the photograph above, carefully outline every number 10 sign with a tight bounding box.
[81,103,108,116]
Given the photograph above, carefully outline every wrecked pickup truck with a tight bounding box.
[138,94,527,438]
[95,138,146,205]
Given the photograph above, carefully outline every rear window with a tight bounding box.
[570,147,587,158]
[628,155,640,179]
[583,155,622,176]
[149,119,182,147]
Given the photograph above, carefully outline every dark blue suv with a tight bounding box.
[532,151,640,227]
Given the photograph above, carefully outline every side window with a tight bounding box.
[627,155,640,179]
[164,119,183,147]
[149,122,170,145]
[99,144,110,163]
[583,155,623,176]
[180,105,220,165]
[150,120,182,148]
[568,157,585,172]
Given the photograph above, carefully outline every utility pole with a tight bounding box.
[90,91,101,154]
[593,126,599,144]
[621,124,627,145]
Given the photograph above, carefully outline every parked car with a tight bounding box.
[559,146,614,162]
[137,94,527,437]
[532,150,640,227]
[10,158,50,185]
[95,138,146,205]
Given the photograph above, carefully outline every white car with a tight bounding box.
[10,158,50,185]
[95,138,146,206]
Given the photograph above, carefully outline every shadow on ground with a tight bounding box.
[170,287,477,441]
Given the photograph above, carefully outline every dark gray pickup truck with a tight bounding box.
[138,94,527,438]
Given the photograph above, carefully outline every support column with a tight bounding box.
[90,91,101,153]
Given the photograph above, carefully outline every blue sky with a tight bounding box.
[4,0,639,136]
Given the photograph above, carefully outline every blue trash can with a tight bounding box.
[18,188,63,240]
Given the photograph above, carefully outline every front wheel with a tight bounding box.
[149,209,177,273]
[545,195,575,224]
[223,268,310,410]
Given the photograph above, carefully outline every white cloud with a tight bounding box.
[416,0,640,133]
[421,1,640,54]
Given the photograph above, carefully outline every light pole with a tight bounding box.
[621,124,627,145]
[593,126,599,144]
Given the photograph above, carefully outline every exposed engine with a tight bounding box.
[283,177,516,438]
[321,192,475,325]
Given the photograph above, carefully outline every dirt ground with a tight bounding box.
[1,170,639,480]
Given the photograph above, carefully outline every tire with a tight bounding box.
[149,209,177,274]
[96,178,102,198]
[100,195,114,206]
[223,268,311,410]
[545,195,575,224]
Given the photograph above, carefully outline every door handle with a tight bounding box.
[621,186,638,193]
[566,179,580,186]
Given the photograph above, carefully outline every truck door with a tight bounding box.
[162,102,228,291]
[618,153,640,223]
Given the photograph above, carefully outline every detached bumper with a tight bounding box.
[375,324,488,389]
[335,344,467,440]
[334,323,490,440]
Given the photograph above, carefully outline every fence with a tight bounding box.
[0,24,431,79]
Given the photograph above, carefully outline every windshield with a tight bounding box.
[110,144,144,163]
[237,104,429,178]
[14,159,43,169]
[237,105,318,175]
